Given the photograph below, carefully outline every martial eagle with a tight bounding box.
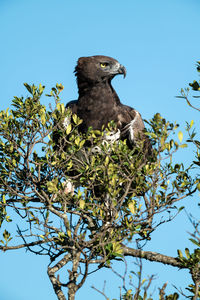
[65,55,151,154]
[54,55,152,196]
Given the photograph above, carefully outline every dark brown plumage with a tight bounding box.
[52,56,152,200]
[66,55,151,154]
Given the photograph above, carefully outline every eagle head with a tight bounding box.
[74,55,126,84]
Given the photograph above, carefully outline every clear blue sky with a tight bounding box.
[0,0,200,299]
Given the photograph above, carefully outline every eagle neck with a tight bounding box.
[77,80,121,105]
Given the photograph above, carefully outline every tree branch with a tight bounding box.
[0,239,48,252]
[122,245,185,269]
[47,253,71,300]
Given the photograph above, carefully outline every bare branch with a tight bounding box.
[0,239,47,252]
[91,281,109,300]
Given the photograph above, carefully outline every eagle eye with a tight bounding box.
[100,63,109,68]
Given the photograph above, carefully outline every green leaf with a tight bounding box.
[75,136,80,146]
[67,229,71,237]
[79,199,85,209]
[128,201,136,214]
[72,114,78,124]
[56,103,64,113]
[24,83,32,94]
[178,131,183,143]
[178,206,184,212]
[61,103,65,114]
[39,83,45,94]
[179,144,187,148]
[112,242,123,255]
[3,229,11,241]
[197,183,200,191]
[5,216,12,222]
[2,194,6,204]
[105,156,109,166]
[66,124,72,135]
[47,180,58,193]
[177,249,183,258]
[56,83,64,92]
[189,238,200,247]
[41,114,46,125]
[189,80,200,91]
[77,189,82,198]
[185,248,190,259]
[79,140,85,148]
[45,211,49,219]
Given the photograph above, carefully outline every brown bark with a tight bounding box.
[122,245,185,269]
[47,254,71,300]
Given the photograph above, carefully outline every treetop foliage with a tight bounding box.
[0,76,199,299]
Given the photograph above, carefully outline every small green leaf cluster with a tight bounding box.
[177,248,200,268]
[177,61,200,105]
[0,229,12,247]
[0,194,12,227]
[185,284,200,299]
[104,241,124,259]
[146,113,179,146]
[164,293,179,300]
[188,62,200,92]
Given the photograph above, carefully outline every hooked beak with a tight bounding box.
[118,64,126,78]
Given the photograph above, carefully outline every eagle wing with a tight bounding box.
[64,102,152,155]
[61,56,152,156]
[116,104,152,155]
[117,105,145,142]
